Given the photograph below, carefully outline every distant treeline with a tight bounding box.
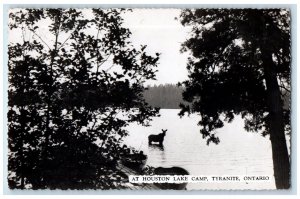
[143,84,186,109]
[143,84,290,110]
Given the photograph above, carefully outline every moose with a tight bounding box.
[148,129,167,146]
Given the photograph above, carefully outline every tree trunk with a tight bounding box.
[42,14,61,187]
[263,52,290,189]
[20,112,25,189]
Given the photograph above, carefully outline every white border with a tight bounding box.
[1,1,299,199]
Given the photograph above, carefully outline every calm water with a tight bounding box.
[123,109,277,190]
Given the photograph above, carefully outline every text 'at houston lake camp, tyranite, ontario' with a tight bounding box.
[129,175,271,183]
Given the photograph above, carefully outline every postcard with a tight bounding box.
[6,7,291,191]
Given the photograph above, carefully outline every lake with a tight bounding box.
[123,109,277,190]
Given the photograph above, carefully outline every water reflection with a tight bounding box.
[148,144,166,163]
[148,144,164,151]
[123,109,276,190]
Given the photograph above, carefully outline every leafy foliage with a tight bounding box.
[179,9,290,144]
[143,84,188,109]
[8,8,159,189]
[179,9,291,189]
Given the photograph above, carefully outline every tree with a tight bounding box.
[179,9,290,189]
[8,8,159,189]
[143,84,188,109]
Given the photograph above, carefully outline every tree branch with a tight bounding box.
[29,29,51,50]
[57,24,82,51]
[279,85,290,93]
[97,54,112,74]
[279,78,291,93]
[96,27,100,74]
[57,33,73,51]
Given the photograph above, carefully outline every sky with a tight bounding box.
[8,9,191,86]
[122,9,191,86]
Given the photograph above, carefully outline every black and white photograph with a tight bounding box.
[6,7,292,191]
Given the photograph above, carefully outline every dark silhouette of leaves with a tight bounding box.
[179,9,291,189]
[8,8,160,189]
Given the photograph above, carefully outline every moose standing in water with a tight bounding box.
[148,129,167,146]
